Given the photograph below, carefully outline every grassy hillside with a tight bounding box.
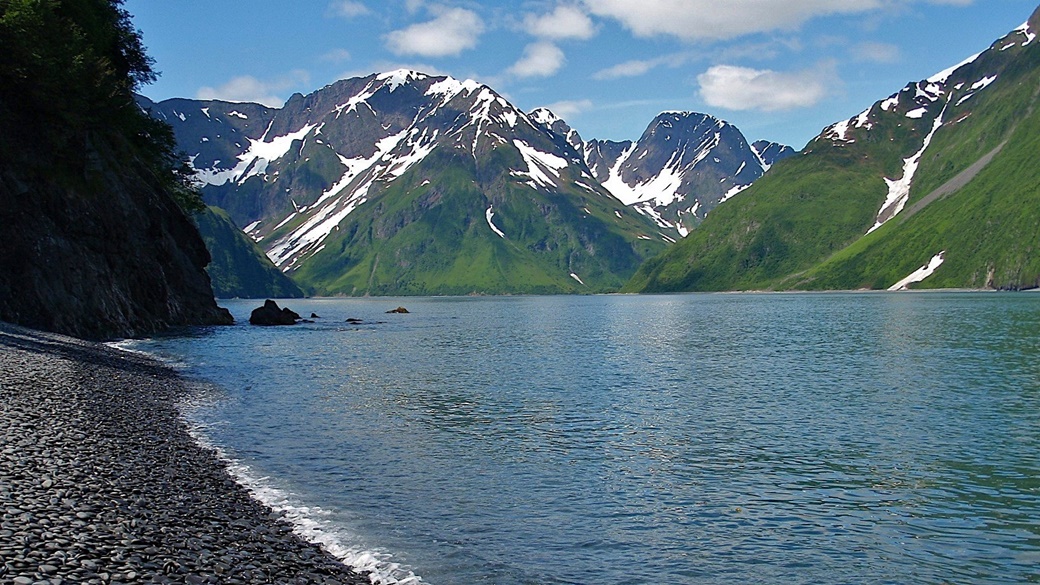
[288,145,667,295]
[626,11,1040,293]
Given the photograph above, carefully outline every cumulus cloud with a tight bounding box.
[853,41,901,63]
[385,7,484,57]
[327,1,370,18]
[510,41,566,78]
[196,70,310,107]
[524,5,597,40]
[697,64,835,112]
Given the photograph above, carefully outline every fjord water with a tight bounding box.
[138,293,1040,584]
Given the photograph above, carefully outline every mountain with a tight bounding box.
[0,0,231,339]
[576,112,794,236]
[627,6,1040,293]
[145,71,671,295]
[194,207,304,299]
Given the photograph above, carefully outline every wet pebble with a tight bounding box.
[0,324,368,584]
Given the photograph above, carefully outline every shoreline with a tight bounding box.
[0,322,368,584]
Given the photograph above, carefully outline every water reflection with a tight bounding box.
[142,293,1040,585]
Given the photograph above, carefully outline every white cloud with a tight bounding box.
[853,41,901,63]
[196,70,310,107]
[524,5,597,40]
[385,7,484,57]
[321,48,353,63]
[327,1,370,18]
[510,41,566,78]
[583,0,977,41]
[583,0,886,41]
[697,64,835,112]
[539,99,593,119]
[592,53,688,80]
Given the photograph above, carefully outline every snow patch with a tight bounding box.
[828,119,853,143]
[927,52,982,84]
[1016,21,1037,46]
[201,108,210,118]
[378,69,426,92]
[888,252,946,290]
[905,107,928,119]
[243,220,262,233]
[191,123,315,187]
[228,111,248,119]
[869,103,948,233]
[970,75,997,91]
[512,139,568,189]
[880,95,900,111]
[570,273,586,286]
[485,206,506,239]
[720,184,750,204]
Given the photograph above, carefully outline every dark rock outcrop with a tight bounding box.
[386,306,410,314]
[0,162,233,340]
[249,300,301,325]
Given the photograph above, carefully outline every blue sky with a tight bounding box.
[124,0,1039,148]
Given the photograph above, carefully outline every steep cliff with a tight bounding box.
[0,0,231,338]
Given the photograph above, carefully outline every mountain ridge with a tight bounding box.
[146,70,682,295]
[626,5,1040,293]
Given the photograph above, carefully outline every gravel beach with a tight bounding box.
[0,323,369,585]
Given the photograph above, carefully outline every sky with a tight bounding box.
[124,0,1039,149]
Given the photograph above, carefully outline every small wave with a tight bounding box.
[105,339,191,370]
[178,399,425,585]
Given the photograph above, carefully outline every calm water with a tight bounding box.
[133,293,1040,584]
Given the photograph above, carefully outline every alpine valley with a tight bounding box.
[142,4,1040,298]
[142,71,791,296]
[627,6,1040,293]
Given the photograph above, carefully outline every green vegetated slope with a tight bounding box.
[288,145,667,296]
[195,207,304,299]
[627,8,1040,293]
[800,41,1040,291]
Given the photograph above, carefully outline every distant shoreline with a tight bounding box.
[0,322,367,584]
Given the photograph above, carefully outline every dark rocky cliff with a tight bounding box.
[0,0,232,339]
[0,150,233,340]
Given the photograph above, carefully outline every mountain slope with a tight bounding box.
[627,7,1040,293]
[147,71,670,295]
[577,112,794,236]
[194,207,304,298]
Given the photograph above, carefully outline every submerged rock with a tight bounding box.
[249,300,301,326]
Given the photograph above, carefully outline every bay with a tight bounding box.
[134,293,1040,584]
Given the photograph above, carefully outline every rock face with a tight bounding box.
[143,72,671,296]
[0,163,233,340]
[579,112,794,236]
[0,0,232,340]
[249,300,301,325]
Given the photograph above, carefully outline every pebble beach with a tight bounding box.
[0,323,368,585]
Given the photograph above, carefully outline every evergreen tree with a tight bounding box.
[0,0,202,210]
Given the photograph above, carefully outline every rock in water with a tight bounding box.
[249,300,301,326]
[386,307,410,314]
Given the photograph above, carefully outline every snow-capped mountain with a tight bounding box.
[144,70,671,295]
[628,4,1040,293]
[575,112,793,236]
